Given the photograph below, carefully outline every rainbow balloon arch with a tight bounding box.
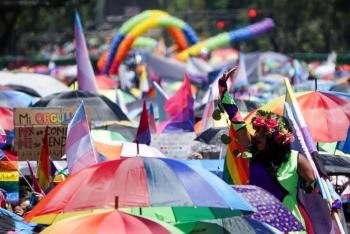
[99,10,275,75]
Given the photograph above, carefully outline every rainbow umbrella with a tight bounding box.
[41,209,182,234]
[24,157,254,224]
[245,91,350,142]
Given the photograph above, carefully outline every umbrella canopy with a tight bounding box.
[330,82,350,93]
[41,209,182,234]
[245,91,350,142]
[91,129,127,143]
[99,89,137,104]
[294,80,335,92]
[0,208,43,234]
[233,185,303,232]
[92,121,137,141]
[122,205,242,225]
[0,107,14,131]
[24,157,254,224]
[316,153,350,176]
[32,90,129,123]
[0,72,70,97]
[95,75,118,89]
[174,217,279,234]
[0,90,38,108]
[195,127,228,145]
[3,84,41,97]
[94,141,165,160]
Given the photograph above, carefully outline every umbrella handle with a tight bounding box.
[115,196,119,209]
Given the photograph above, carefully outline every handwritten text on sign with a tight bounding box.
[14,108,71,161]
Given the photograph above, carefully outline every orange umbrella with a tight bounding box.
[245,91,350,142]
[41,209,181,234]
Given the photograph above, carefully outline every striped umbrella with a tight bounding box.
[245,90,350,142]
[24,157,254,225]
[41,209,182,234]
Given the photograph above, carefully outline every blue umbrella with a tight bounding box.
[0,208,43,234]
[0,90,37,108]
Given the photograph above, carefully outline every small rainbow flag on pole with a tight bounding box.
[223,125,249,185]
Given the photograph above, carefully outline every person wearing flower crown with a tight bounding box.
[218,66,316,233]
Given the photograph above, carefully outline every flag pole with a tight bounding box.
[284,78,345,234]
[3,154,36,194]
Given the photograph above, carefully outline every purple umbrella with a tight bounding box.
[233,185,304,232]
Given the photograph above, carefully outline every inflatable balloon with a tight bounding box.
[133,37,158,49]
[102,10,198,74]
[174,18,275,61]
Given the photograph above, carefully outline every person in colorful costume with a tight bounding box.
[218,67,316,233]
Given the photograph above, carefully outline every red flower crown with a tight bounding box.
[252,111,294,145]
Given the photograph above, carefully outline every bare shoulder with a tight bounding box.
[297,153,315,182]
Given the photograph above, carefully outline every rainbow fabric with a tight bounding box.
[223,125,249,185]
[37,127,51,191]
[74,11,99,92]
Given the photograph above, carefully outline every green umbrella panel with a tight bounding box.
[120,207,242,224]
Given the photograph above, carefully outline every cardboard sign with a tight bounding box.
[151,132,198,159]
[14,107,90,161]
[15,125,67,161]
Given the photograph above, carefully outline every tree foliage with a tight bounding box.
[1,0,349,55]
[0,0,96,55]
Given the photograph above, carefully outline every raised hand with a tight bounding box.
[221,66,239,81]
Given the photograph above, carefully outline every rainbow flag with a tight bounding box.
[37,127,51,191]
[74,11,99,92]
[223,125,249,185]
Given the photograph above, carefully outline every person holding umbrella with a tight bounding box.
[218,66,316,233]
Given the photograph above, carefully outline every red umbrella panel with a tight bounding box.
[245,91,350,142]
